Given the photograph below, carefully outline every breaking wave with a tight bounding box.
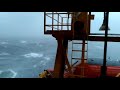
[23,53,43,58]
[0,69,17,78]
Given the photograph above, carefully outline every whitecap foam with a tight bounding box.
[44,57,50,61]
[0,52,10,56]
[0,42,8,45]
[40,60,47,66]
[0,69,17,78]
[23,53,43,58]
[8,69,17,78]
[40,61,44,63]
[20,40,27,44]
[39,57,51,66]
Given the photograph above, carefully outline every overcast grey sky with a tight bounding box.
[91,12,120,34]
[0,12,120,39]
[0,12,44,38]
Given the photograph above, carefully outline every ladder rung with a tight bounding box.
[72,58,87,60]
[73,43,88,44]
[72,58,81,60]
[72,50,87,52]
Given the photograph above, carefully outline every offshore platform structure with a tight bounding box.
[44,12,120,78]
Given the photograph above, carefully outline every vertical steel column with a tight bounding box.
[44,12,46,34]
[101,12,109,77]
[53,38,65,78]
[63,39,71,72]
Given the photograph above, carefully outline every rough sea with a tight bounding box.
[0,37,120,78]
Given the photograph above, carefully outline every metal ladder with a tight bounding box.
[71,40,88,78]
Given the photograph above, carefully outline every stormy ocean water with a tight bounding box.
[0,37,120,78]
[0,37,57,78]
[1,12,120,78]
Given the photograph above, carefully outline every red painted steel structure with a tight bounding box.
[40,12,120,78]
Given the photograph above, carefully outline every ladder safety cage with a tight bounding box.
[44,12,73,34]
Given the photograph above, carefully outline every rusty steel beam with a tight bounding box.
[45,31,120,42]
[88,36,120,42]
